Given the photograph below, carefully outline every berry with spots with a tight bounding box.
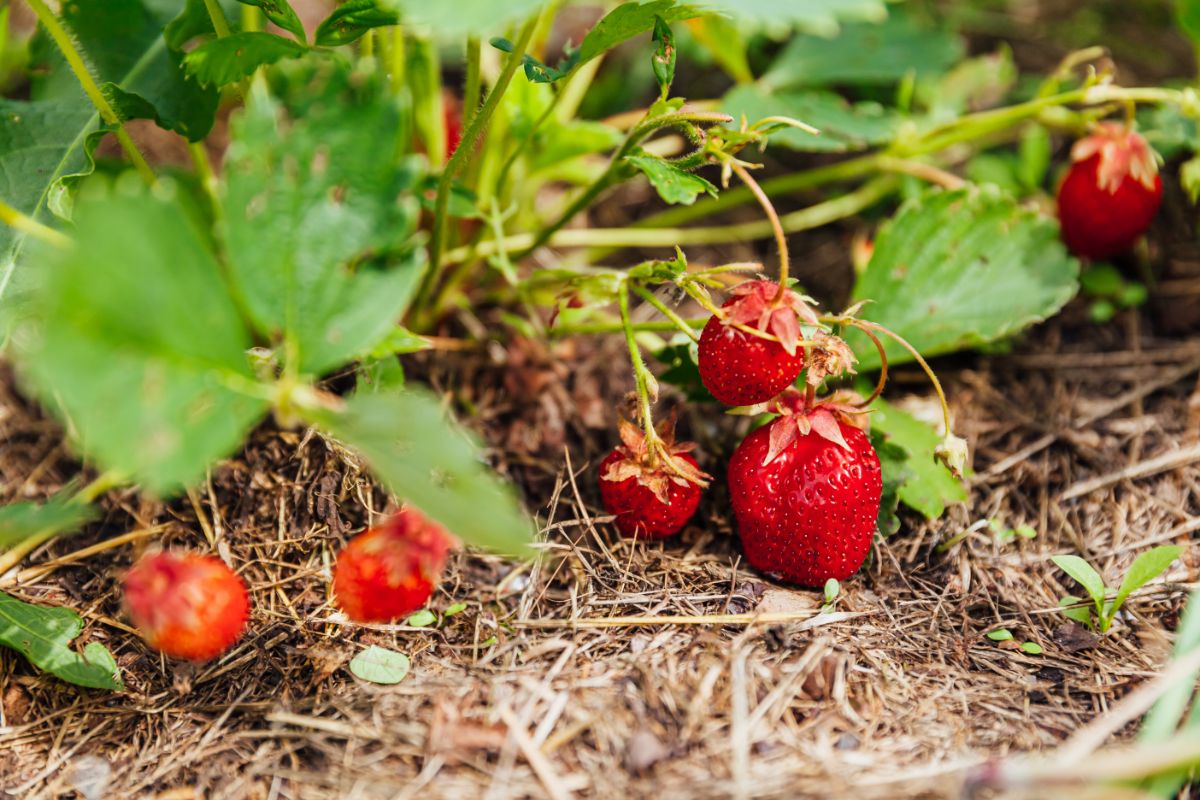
[728,400,882,587]
[1057,122,1162,260]
[697,280,818,407]
[123,551,250,662]
[599,416,710,539]
[333,508,456,623]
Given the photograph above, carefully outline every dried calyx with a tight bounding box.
[601,416,711,503]
[717,280,819,355]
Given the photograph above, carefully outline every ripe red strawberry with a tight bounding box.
[444,95,463,157]
[333,508,456,623]
[599,417,709,539]
[123,551,250,661]
[698,280,817,407]
[1057,122,1162,260]
[728,404,882,586]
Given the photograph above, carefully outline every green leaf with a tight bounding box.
[870,432,909,535]
[314,0,398,46]
[355,356,406,394]
[396,0,543,40]
[221,76,423,375]
[165,0,241,50]
[1140,588,1200,786]
[823,578,840,604]
[721,84,899,153]
[762,12,963,88]
[1113,546,1183,614]
[238,0,307,42]
[687,14,753,83]
[348,645,410,684]
[578,1,706,67]
[848,187,1080,370]
[919,49,1017,121]
[367,326,432,358]
[626,154,718,206]
[32,0,220,140]
[1051,555,1107,607]
[867,397,967,520]
[0,592,123,690]
[405,609,437,628]
[1020,641,1043,655]
[14,180,270,495]
[443,602,467,617]
[1059,596,1094,626]
[183,32,308,87]
[700,0,888,36]
[0,493,97,548]
[651,16,677,99]
[308,390,534,557]
[986,628,1013,641]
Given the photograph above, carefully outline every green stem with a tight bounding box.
[242,3,260,32]
[420,15,537,306]
[619,282,659,451]
[187,141,219,205]
[552,318,703,337]
[630,283,701,342]
[462,35,482,128]
[390,26,406,86]
[444,176,895,263]
[25,0,155,186]
[728,159,790,295]
[0,199,71,249]
[202,0,232,37]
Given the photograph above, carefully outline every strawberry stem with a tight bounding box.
[852,319,954,437]
[727,159,790,303]
[619,282,662,461]
[852,323,890,407]
[630,283,701,343]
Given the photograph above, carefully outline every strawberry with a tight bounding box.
[1057,122,1162,260]
[123,551,250,661]
[333,508,456,623]
[599,417,709,539]
[444,94,463,158]
[698,280,818,407]
[728,401,882,587]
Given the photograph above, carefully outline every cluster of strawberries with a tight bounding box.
[600,280,883,587]
[117,123,1161,665]
[601,121,1164,589]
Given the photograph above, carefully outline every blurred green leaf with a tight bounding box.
[849,187,1080,370]
[920,48,1016,121]
[763,13,963,89]
[0,592,123,690]
[1176,0,1200,47]
[355,355,406,394]
[722,84,899,152]
[868,397,967,520]
[348,645,410,684]
[238,0,307,42]
[986,628,1013,641]
[1059,595,1094,626]
[443,602,468,617]
[15,181,270,495]
[184,32,308,87]
[222,76,423,375]
[309,390,534,557]
[687,14,753,83]
[0,493,96,548]
[626,154,718,205]
[1141,588,1200,797]
[870,432,909,535]
[1020,641,1043,655]
[702,0,888,36]
[405,609,437,627]
[1017,124,1051,191]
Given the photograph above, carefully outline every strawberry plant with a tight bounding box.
[0,0,1196,695]
[1053,546,1184,634]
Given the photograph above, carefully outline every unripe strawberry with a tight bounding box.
[333,509,455,623]
[599,417,709,539]
[728,407,882,587]
[123,551,250,662]
[698,280,817,407]
[1057,123,1162,260]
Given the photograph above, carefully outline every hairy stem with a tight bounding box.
[26,0,155,186]
[852,320,953,436]
[631,283,701,343]
[619,283,660,456]
[462,35,482,128]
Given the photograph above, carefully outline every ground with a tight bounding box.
[2,289,1198,798]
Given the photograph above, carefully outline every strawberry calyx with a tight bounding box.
[601,416,711,503]
[1071,122,1160,194]
[718,280,820,356]
[760,389,872,465]
[805,330,858,387]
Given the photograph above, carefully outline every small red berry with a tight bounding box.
[599,417,708,539]
[123,551,250,661]
[444,90,463,158]
[728,407,882,587]
[333,509,455,623]
[698,280,817,407]
[1057,123,1162,260]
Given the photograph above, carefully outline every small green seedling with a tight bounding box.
[992,520,1037,544]
[986,628,1043,654]
[821,578,841,613]
[1079,263,1149,324]
[1052,546,1183,633]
